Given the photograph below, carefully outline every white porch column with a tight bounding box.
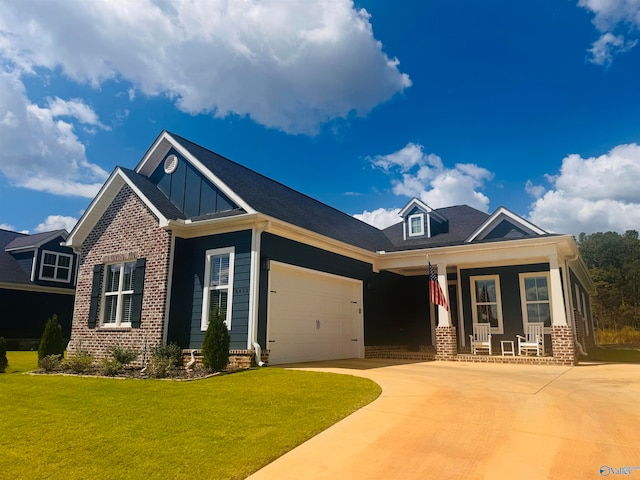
[549,254,568,326]
[436,262,451,327]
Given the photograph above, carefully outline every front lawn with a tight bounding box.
[0,352,381,480]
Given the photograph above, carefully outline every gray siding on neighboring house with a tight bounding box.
[460,263,551,351]
[167,230,252,349]
[257,233,430,348]
[12,251,33,279]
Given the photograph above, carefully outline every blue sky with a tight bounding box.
[1,0,640,236]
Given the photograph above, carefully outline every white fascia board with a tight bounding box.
[166,213,260,239]
[466,207,546,243]
[65,168,169,249]
[135,131,255,214]
[376,237,564,272]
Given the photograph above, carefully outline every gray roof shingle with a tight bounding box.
[1,229,35,285]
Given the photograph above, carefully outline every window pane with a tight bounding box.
[58,255,71,268]
[477,304,498,328]
[104,296,118,323]
[43,253,56,265]
[411,217,421,233]
[56,267,69,280]
[475,280,496,303]
[121,294,133,323]
[525,276,548,302]
[42,265,55,278]
[123,262,136,291]
[211,254,230,287]
[210,289,228,318]
[106,265,121,292]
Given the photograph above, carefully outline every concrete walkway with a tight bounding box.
[246,359,640,480]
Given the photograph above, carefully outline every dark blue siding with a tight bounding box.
[258,233,430,348]
[570,269,594,349]
[13,252,34,278]
[167,230,252,349]
[34,237,77,287]
[460,263,550,351]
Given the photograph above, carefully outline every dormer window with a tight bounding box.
[408,213,424,237]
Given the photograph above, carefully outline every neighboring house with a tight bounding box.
[65,131,595,367]
[0,228,77,343]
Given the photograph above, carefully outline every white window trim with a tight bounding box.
[470,274,504,334]
[201,247,235,331]
[519,272,552,334]
[100,261,136,328]
[38,250,73,283]
[408,213,424,237]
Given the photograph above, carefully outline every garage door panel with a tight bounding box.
[267,263,363,365]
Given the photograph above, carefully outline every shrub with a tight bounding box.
[150,342,182,368]
[100,358,123,376]
[38,314,64,360]
[62,349,94,374]
[0,337,7,373]
[38,354,61,372]
[201,305,230,373]
[145,356,171,378]
[108,345,138,365]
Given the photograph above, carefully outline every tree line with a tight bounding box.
[577,230,640,330]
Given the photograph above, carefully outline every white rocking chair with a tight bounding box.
[517,324,544,356]
[469,323,492,355]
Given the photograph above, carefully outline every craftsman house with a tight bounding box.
[0,228,76,345]
[65,131,595,367]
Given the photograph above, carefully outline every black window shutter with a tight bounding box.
[88,264,104,329]
[131,258,146,328]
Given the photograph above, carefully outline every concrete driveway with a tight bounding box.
[246,359,640,480]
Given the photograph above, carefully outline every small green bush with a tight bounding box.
[100,358,123,376]
[201,305,230,373]
[108,345,138,365]
[0,337,8,373]
[38,314,64,360]
[38,354,61,372]
[150,342,182,368]
[62,350,94,374]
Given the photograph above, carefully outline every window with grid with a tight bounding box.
[470,275,503,333]
[102,261,136,326]
[201,247,234,330]
[408,213,424,236]
[520,273,552,329]
[39,250,73,282]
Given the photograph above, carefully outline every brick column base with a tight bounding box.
[435,326,458,361]
[551,325,578,366]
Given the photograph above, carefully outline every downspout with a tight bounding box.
[564,255,588,357]
[248,220,270,366]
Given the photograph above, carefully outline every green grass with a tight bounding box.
[586,345,640,363]
[0,352,381,480]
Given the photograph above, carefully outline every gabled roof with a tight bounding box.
[398,198,448,223]
[135,131,394,252]
[5,229,67,253]
[382,205,491,250]
[466,206,546,242]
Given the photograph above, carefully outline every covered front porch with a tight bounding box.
[369,236,594,366]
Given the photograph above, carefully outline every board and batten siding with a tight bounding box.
[167,230,252,349]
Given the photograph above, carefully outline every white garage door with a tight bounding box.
[267,262,363,365]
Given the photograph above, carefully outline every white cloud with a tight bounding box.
[527,143,640,235]
[0,71,108,197]
[579,0,640,65]
[354,207,401,229]
[368,143,494,212]
[0,223,29,233]
[35,215,78,233]
[0,0,411,134]
[525,180,546,199]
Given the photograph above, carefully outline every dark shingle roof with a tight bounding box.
[0,229,34,285]
[382,205,491,250]
[5,229,67,251]
[168,132,394,252]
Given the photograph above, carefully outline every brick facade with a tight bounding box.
[435,325,458,361]
[551,325,577,366]
[68,185,172,367]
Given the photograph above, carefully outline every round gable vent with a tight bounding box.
[163,154,178,174]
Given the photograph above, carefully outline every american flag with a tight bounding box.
[429,263,449,311]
